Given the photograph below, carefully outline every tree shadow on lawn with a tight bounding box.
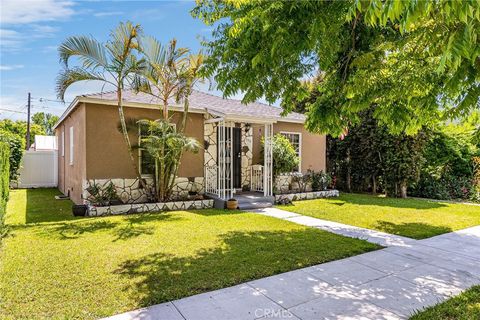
[374,220,452,240]
[327,193,447,210]
[111,214,180,242]
[115,228,380,307]
[32,213,180,241]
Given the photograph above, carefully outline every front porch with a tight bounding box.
[203,115,274,206]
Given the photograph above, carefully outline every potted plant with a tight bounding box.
[226,198,238,210]
[72,204,88,216]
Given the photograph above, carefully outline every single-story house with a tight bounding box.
[53,89,326,205]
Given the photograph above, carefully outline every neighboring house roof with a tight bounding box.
[54,89,305,129]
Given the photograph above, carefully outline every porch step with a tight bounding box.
[210,193,275,210]
[237,200,273,210]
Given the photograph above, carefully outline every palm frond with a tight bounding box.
[139,35,167,67]
[56,67,107,101]
[59,36,108,70]
[106,21,142,62]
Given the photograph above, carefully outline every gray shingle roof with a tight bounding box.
[83,89,305,123]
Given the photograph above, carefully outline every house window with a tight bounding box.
[138,122,177,175]
[61,130,65,157]
[280,131,301,172]
[69,126,74,165]
[138,125,155,175]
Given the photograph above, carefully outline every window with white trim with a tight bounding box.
[69,126,74,165]
[61,130,65,157]
[280,132,301,172]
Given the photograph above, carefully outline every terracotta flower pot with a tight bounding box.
[226,199,238,210]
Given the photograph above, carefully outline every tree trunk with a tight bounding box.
[372,174,377,195]
[117,89,146,191]
[181,96,190,133]
[400,181,408,198]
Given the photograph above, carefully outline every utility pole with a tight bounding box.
[26,92,31,150]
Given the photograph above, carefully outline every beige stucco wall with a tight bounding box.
[55,103,87,204]
[251,121,326,173]
[84,103,205,180]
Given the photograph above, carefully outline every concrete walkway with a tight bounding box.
[253,208,417,248]
[103,208,480,320]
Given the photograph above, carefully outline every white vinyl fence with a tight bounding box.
[16,150,58,188]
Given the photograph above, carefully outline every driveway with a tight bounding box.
[103,208,480,320]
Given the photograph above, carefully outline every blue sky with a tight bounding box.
[0,0,225,120]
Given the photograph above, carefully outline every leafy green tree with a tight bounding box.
[193,0,479,136]
[31,112,59,135]
[328,109,427,198]
[56,21,146,187]
[0,119,44,147]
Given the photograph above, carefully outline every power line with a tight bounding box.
[34,97,72,104]
[0,108,27,114]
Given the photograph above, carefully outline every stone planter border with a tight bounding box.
[275,189,339,203]
[87,199,214,216]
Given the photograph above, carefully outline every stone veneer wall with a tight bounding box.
[88,199,214,216]
[82,177,204,204]
[240,123,253,189]
[275,190,339,203]
[275,174,313,194]
[204,114,217,169]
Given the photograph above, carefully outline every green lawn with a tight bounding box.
[278,193,480,239]
[411,286,480,320]
[0,189,379,319]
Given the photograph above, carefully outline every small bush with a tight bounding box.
[262,134,299,178]
[85,182,120,206]
[310,170,332,191]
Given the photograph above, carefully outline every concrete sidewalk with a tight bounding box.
[252,207,416,248]
[103,209,480,320]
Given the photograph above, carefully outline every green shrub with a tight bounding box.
[309,170,332,191]
[0,141,10,238]
[0,130,24,181]
[262,134,299,178]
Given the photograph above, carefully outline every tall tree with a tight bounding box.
[132,37,204,200]
[56,21,146,187]
[193,0,479,136]
[31,112,59,135]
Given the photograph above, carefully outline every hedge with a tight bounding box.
[0,141,10,237]
[0,130,24,181]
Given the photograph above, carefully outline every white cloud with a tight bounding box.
[31,24,59,35]
[94,11,124,18]
[0,29,23,50]
[1,24,59,51]
[0,64,24,71]
[0,0,75,25]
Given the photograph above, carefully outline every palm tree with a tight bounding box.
[133,37,205,132]
[138,119,200,201]
[56,21,147,188]
[132,37,204,199]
